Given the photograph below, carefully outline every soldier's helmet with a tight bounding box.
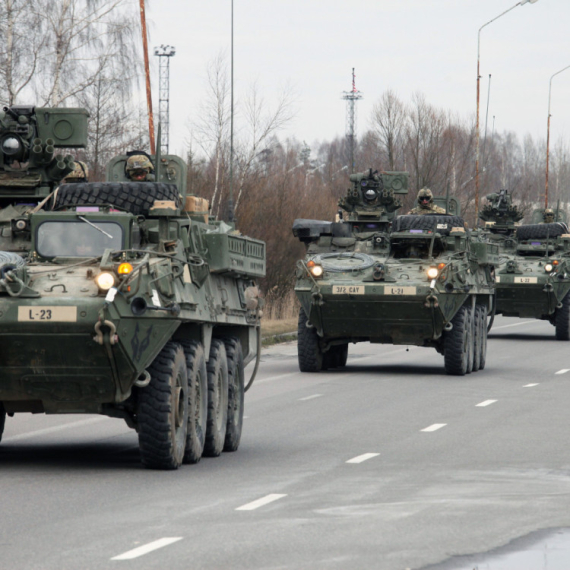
[417,188,433,207]
[63,160,88,183]
[126,154,153,176]
[544,208,555,222]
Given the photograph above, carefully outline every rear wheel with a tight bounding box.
[137,342,188,470]
[0,403,5,443]
[478,304,488,370]
[555,293,570,341]
[298,308,324,372]
[180,340,208,464]
[203,339,229,457]
[443,305,470,376]
[465,306,474,375]
[223,337,245,452]
[472,306,482,372]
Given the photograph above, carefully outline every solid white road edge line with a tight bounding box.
[555,369,570,375]
[421,424,447,432]
[476,400,497,407]
[346,453,380,464]
[111,538,183,560]
[299,394,323,401]
[491,320,542,330]
[3,417,106,443]
[523,383,539,387]
[236,494,287,511]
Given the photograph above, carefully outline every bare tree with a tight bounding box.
[371,90,407,170]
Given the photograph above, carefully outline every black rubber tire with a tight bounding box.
[465,306,474,375]
[297,307,324,372]
[326,344,348,369]
[137,342,189,470]
[393,214,465,235]
[179,340,208,464]
[443,305,470,376]
[0,402,5,443]
[223,337,245,452]
[53,182,181,216]
[472,306,482,373]
[555,293,570,341]
[203,339,229,457]
[516,223,569,241]
[335,344,349,368]
[478,304,488,370]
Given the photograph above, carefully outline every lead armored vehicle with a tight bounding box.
[480,190,570,340]
[0,106,265,469]
[293,169,497,376]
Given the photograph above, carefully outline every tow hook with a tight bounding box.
[425,293,439,308]
[93,319,118,345]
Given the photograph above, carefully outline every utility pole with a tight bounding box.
[342,68,363,174]
[154,45,176,155]
[138,0,155,154]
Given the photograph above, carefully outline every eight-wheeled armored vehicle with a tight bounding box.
[293,169,497,375]
[0,106,265,469]
[480,190,570,340]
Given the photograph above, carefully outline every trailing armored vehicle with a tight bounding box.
[0,105,265,469]
[293,169,497,376]
[480,190,570,340]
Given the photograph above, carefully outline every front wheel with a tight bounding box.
[443,305,470,376]
[223,337,245,452]
[297,308,324,372]
[137,342,189,470]
[555,293,570,341]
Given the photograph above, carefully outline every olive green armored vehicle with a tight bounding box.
[293,169,497,376]
[0,106,265,469]
[480,190,570,340]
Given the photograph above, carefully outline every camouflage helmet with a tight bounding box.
[126,154,153,174]
[417,187,434,204]
[64,160,88,181]
[544,208,555,221]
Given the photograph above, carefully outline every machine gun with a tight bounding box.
[338,169,408,223]
[479,189,523,232]
[0,105,88,205]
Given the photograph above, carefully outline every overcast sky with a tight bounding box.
[144,0,570,157]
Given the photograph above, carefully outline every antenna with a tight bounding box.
[154,45,176,155]
[341,68,363,174]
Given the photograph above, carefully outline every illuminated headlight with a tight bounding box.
[544,263,554,273]
[427,267,439,279]
[310,264,324,278]
[1,136,21,156]
[96,272,116,290]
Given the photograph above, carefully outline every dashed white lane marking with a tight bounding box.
[346,453,380,464]
[476,399,497,407]
[3,417,106,443]
[421,423,447,432]
[111,538,183,560]
[491,320,539,330]
[298,394,323,401]
[555,369,570,375]
[523,383,539,388]
[236,494,287,511]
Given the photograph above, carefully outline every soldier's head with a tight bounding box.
[63,161,88,184]
[544,208,555,223]
[417,188,433,209]
[126,154,153,181]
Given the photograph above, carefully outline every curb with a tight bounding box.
[261,330,298,347]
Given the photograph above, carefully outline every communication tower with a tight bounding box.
[153,44,176,154]
[341,68,363,174]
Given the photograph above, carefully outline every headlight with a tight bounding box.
[427,267,439,279]
[545,263,554,273]
[310,264,324,278]
[96,272,116,290]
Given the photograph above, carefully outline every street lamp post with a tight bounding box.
[545,64,570,208]
[475,0,538,226]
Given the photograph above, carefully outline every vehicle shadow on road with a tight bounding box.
[0,441,142,470]
[341,363,448,376]
[488,332,556,341]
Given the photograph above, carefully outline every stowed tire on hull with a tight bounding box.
[293,169,497,376]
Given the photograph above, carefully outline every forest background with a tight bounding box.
[1,0,568,320]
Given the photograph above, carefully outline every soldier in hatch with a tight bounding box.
[542,208,555,224]
[62,161,88,184]
[407,188,446,215]
[126,154,154,182]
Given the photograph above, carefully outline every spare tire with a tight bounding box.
[393,214,465,235]
[52,182,181,216]
[516,223,569,241]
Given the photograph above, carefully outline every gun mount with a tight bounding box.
[338,169,408,223]
[0,105,88,205]
[479,189,524,233]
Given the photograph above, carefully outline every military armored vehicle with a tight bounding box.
[0,106,265,470]
[293,169,497,376]
[480,190,570,340]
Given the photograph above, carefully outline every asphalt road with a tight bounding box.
[1,315,570,570]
